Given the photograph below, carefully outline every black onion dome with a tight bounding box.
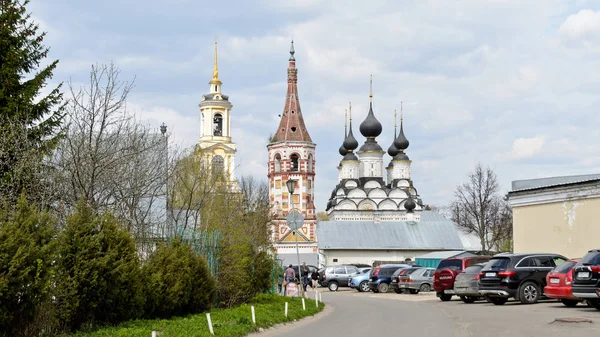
[387,143,399,157]
[343,124,359,151]
[359,103,383,138]
[405,195,416,212]
[394,121,409,150]
[339,144,348,156]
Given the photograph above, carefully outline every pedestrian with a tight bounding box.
[301,262,310,291]
[311,268,320,289]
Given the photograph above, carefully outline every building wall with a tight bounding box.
[512,196,600,258]
[318,249,437,267]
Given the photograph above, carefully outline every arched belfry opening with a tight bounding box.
[213,113,223,136]
[290,153,299,172]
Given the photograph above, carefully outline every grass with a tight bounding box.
[61,294,324,337]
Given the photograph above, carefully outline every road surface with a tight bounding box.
[256,288,599,337]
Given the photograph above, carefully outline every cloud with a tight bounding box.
[495,136,545,161]
[559,9,600,47]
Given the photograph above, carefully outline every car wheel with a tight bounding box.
[560,299,579,307]
[587,299,600,311]
[328,282,339,292]
[461,296,476,304]
[439,293,452,301]
[491,297,508,305]
[409,289,419,294]
[359,281,370,292]
[378,283,389,293]
[419,283,431,292]
[519,282,540,304]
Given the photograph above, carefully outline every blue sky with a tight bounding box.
[31,0,600,212]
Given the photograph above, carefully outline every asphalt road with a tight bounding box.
[257,288,600,337]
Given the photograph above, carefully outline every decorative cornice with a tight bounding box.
[508,182,600,207]
[199,100,233,108]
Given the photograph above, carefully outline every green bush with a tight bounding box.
[53,200,144,333]
[0,195,56,337]
[142,238,215,318]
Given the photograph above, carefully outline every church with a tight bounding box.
[316,81,481,267]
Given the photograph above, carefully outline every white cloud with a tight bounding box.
[495,136,545,161]
[559,9,600,46]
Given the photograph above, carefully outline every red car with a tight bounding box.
[544,259,583,307]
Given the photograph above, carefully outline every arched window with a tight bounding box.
[213,114,223,136]
[307,154,313,173]
[274,153,281,173]
[290,153,299,172]
[212,155,224,174]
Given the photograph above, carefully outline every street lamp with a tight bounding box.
[160,123,170,236]
[285,179,304,298]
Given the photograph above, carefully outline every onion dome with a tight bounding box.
[359,102,383,138]
[343,124,359,151]
[339,144,348,156]
[388,109,399,156]
[405,194,416,213]
[394,107,409,151]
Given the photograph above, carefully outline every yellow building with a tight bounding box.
[198,40,238,190]
[508,174,600,259]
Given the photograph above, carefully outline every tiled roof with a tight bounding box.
[511,173,600,192]
[316,211,479,251]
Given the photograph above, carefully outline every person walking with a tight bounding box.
[311,268,320,290]
[283,264,295,296]
[300,262,310,292]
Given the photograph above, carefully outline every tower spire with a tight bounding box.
[369,74,373,102]
[289,40,295,61]
[394,108,397,137]
[211,37,221,84]
[344,108,348,136]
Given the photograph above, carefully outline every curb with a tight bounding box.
[247,301,333,336]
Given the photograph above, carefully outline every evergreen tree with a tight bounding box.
[0,0,65,204]
[0,194,56,337]
[53,201,144,333]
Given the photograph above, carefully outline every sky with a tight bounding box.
[30,0,600,212]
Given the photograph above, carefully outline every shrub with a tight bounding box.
[53,200,144,333]
[142,238,215,318]
[0,195,56,337]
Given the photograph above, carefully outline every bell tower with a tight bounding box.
[266,41,318,266]
[198,39,238,189]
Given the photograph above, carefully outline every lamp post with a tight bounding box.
[160,123,169,236]
[285,179,304,298]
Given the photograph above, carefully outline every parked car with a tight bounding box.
[319,264,360,291]
[389,268,410,293]
[453,263,487,303]
[572,249,600,310]
[369,264,417,293]
[544,259,582,307]
[478,253,568,305]
[395,267,435,294]
[433,255,491,301]
[349,268,372,292]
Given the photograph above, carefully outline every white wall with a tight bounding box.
[318,249,436,267]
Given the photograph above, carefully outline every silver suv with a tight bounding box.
[320,265,360,291]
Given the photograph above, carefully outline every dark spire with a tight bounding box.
[394,102,409,151]
[339,108,348,156]
[289,40,295,61]
[387,109,399,157]
[343,102,359,152]
[359,75,383,138]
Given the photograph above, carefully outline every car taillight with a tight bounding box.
[497,270,516,278]
[566,270,573,285]
[474,273,480,280]
[407,277,412,283]
[478,272,485,279]
[591,266,600,273]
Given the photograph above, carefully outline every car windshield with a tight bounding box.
[485,258,510,270]
[436,259,462,271]
[551,261,577,274]
[580,252,600,266]
[405,268,420,275]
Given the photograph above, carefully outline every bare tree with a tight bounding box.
[49,63,168,243]
[451,163,513,254]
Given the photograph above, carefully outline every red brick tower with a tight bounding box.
[267,41,317,266]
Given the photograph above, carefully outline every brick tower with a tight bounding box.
[267,41,317,266]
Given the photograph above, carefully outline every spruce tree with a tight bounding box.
[0,0,65,204]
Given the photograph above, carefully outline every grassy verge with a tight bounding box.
[61,294,324,337]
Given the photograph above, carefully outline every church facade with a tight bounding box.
[197,40,239,191]
[317,83,481,267]
[267,42,318,266]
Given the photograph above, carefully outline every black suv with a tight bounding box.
[572,249,600,310]
[478,253,568,305]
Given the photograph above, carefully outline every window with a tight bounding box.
[334,267,345,274]
[332,258,338,263]
[463,265,483,275]
[307,155,313,173]
[346,266,358,274]
[211,155,224,174]
[538,256,553,267]
[290,153,299,172]
[274,154,281,173]
[326,267,334,274]
[436,259,462,271]
[553,256,567,266]
[213,113,223,136]
[581,252,600,266]
[486,258,511,270]
[552,261,577,274]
